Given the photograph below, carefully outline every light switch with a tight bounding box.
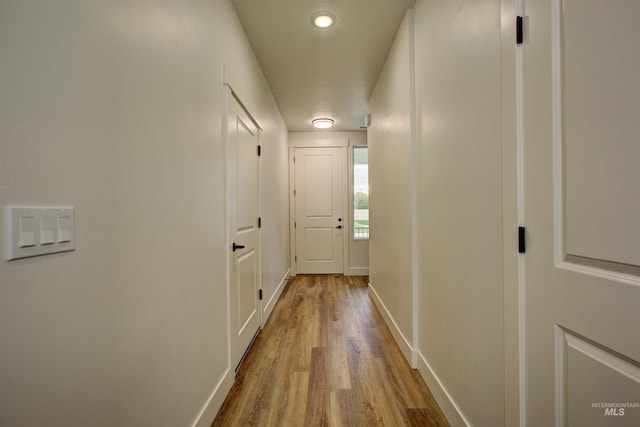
[40,216,56,245]
[5,206,75,260]
[58,216,71,243]
[19,216,36,247]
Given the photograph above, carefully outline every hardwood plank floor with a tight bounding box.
[212,275,450,427]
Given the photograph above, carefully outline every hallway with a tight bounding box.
[213,276,449,426]
[3,1,640,425]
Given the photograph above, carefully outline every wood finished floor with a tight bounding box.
[212,275,450,427]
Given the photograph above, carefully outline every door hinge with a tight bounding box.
[518,226,526,253]
[258,289,263,300]
[258,217,262,228]
[295,255,297,262]
[293,156,296,163]
[294,189,296,196]
[257,145,262,156]
[294,222,296,228]
[516,16,523,44]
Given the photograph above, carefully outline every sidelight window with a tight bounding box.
[353,146,369,239]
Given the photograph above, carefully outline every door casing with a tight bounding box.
[288,140,349,276]
[503,1,640,425]
[223,84,262,374]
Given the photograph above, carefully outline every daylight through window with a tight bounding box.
[353,146,369,239]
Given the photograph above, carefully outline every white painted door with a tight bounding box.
[226,89,261,371]
[294,147,344,274]
[521,1,640,426]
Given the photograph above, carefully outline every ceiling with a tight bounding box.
[231,0,416,132]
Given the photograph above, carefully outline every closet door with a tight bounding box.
[520,1,640,425]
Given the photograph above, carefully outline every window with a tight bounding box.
[353,146,369,239]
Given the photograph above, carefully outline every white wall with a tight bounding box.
[288,131,368,276]
[368,1,505,426]
[367,11,416,363]
[414,0,504,425]
[0,1,288,426]
[259,119,291,319]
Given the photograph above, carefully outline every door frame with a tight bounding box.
[501,0,521,425]
[346,144,370,276]
[288,138,349,276]
[505,2,640,426]
[222,80,263,375]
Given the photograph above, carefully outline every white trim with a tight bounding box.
[341,146,349,275]
[407,9,420,362]
[222,83,233,385]
[288,148,297,276]
[287,138,349,148]
[416,351,471,427]
[556,261,640,288]
[501,0,521,425]
[190,369,233,427]
[261,269,290,327]
[368,282,417,368]
[288,131,354,148]
[554,325,566,427]
[551,0,564,268]
[515,0,527,425]
[257,129,264,326]
[345,266,369,276]
[347,142,355,270]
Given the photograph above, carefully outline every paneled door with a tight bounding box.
[226,88,261,371]
[294,147,344,274]
[521,1,640,426]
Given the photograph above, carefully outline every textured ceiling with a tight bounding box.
[231,0,415,132]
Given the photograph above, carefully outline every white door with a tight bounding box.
[226,89,261,371]
[294,147,344,274]
[521,1,640,426]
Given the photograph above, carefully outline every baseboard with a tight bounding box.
[191,368,234,427]
[345,267,369,276]
[262,269,290,326]
[416,351,471,427]
[367,282,417,368]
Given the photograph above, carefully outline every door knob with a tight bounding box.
[232,242,245,252]
[336,225,343,229]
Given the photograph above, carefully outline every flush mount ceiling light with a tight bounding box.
[312,12,336,29]
[312,118,334,129]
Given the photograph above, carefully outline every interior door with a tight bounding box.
[226,89,261,371]
[521,1,640,426]
[294,147,344,274]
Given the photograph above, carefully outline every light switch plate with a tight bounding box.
[5,206,75,260]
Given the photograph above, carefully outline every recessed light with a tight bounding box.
[312,118,334,129]
[312,12,335,29]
